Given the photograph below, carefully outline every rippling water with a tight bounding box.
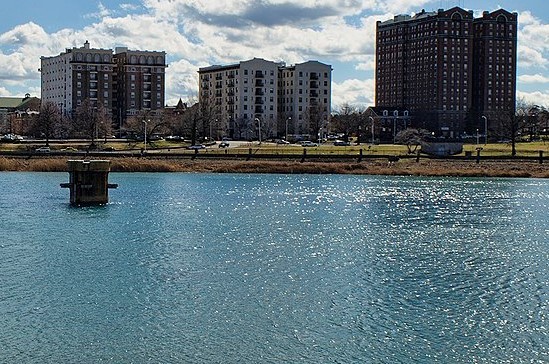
[0,173,547,363]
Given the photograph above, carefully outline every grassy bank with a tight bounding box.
[1,156,548,178]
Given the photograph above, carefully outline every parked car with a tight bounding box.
[187,144,206,150]
[60,147,78,152]
[35,147,51,153]
[1,134,24,142]
[300,141,318,147]
[219,141,230,148]
[276,139,290,145]
[165,135,181,141]
[333,140,351,146]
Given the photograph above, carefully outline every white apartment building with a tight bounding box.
[198,58,332,140]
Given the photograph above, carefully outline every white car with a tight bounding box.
[300,141,318,147]
[187,144,206,150]
[35,147,51,153]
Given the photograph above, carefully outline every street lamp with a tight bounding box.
[285,116,291,141]
[476,128,479,145]
[142,119,148,152]
[482,115,488,144]
[254,117,261,144]
[369,116,374,144]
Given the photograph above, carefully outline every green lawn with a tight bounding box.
[1,139,548,157]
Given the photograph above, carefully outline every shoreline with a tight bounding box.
[1,156,548,178]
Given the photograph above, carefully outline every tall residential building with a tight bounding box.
[198,58,331,140]
[40,41,166,128]
[375,7,517,137]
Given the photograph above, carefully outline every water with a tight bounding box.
[0,172,547,363]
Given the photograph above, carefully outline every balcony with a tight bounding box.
[255,71,264,78]
[310,73,319,80]
[255,80,265,87]
[255,98,264,105]
[227,72,235,79]
[310,81,318,89]
[310,91,319,98]
[255,106,264,113]
[255,90,264,96]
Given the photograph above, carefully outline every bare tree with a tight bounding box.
[332,103,364,141]
[494,99,540,156]
[125,109,170,145]
[73,99,111,147]
[304,101,330,142]
[30,102,62,146]
[395,128,431,154]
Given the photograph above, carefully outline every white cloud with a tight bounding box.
[517,90,549,107]
[85,2,112,20]
[518,45,548,69]
[517,11,549,68]
[332,78,375,107]
[518,74,549,83]
[0,87,11,96]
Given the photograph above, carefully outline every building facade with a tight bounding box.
[40,41,166,129]
[375,7,517,138]
[198,58,331,140]
[0,94,41,136]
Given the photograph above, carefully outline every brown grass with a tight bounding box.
[0,156,548,178]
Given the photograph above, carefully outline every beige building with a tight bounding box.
[198,58,331,140]
[40,41,166,129]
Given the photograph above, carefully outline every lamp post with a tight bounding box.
[393,118,397,144]
[476,128,479,145]
[254,117,261,144]
[285,116,291,141]
[482,115,487,144]
[369,116,374,144]
[142,119,148,152]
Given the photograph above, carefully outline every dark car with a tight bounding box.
[219,141,230,148]
[333,140,350,146]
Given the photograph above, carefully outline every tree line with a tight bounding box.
[16,97,549,153]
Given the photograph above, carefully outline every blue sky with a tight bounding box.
[1,0,548,108]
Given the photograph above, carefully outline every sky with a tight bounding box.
[1,0,548,110]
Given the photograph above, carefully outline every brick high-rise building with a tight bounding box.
[375,7,517,138]
[40,41,166,129]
